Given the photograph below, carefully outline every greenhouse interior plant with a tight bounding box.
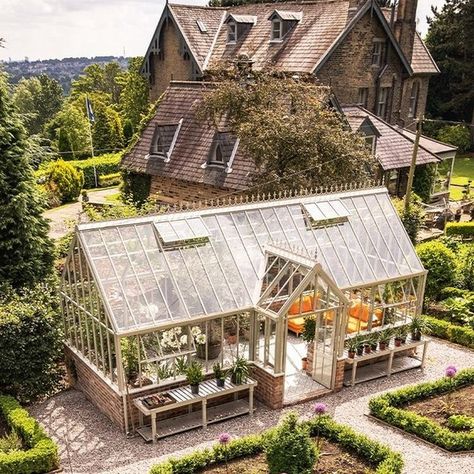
[186,360,204,394]
[229,357,249,385]
[394,326,409,346]
[213,362,226,388]
[378,328,393,351]
[410,315,429,341]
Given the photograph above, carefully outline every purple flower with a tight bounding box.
[218,432,231,444]
[445,366,457,378]
[313,402,327,415]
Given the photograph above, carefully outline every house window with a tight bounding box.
[364,135,377,155]
[408,81,420,118]
[271,19,282,40]
[150,128,166,156]
[357,88,369,108]
[228,22,237,43]
[376,87,390,119]
[209,143,225,166]
[371,40,385,66]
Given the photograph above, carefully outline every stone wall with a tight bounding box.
[150,175,234,204]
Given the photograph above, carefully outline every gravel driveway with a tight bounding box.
[29,338,474,474]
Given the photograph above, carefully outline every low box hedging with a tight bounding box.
[70,153,122,188]
[0,395,59,473]
[426,315,474,349]
[98,172,121,187]
[445,222,474,238]
[149,415,403,474]
[369,368,474,451]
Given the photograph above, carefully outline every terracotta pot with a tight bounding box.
[364,344,371,354]
[379,342,387,351]
[302,357,308,371]
[394,338,402,347]
[348,351,356,359]
[226,334,237,345]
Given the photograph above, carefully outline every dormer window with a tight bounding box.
[268,10,302,42]
[227,21,237,43]
[364,135,377,155]
[213,144,224,164]
[357,116,380,156]
[202,132,239,173]
[148,119,183,162]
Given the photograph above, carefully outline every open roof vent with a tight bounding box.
[196,20,207,33]
[302,200,350,228]
[155,217,210,249]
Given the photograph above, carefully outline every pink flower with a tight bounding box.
[445,366,457,378]
[218,432,231,444]
[313,402,327,415]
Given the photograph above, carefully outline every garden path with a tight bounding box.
[30,338,474,474]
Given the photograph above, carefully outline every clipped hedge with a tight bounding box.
[98,172,121,187]
[149,415,403,474]
[446,222,474,238]
[69,153,122,188]
[426,315,474,349]
[369,368,474,451]
[0,395,59,473]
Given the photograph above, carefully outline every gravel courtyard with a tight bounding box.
[30,338,474,474]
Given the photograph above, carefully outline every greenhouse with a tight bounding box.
[61,185,428,433]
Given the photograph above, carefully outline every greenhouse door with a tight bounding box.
[312,310,337,389]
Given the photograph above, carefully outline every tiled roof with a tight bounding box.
[121,81,254,191]
[170,1,351,73]
[400,128,457,155]
[342,106,440,170]
[410,32,440,74]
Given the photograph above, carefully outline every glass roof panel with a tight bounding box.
[77,189,424,333]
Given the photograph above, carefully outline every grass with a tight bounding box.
[104,192,121,203]
[450,154,474,200]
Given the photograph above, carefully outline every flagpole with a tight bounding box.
[86,95,98,188]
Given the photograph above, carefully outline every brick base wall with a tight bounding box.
[150,175,237,205]
[250,364,284,409]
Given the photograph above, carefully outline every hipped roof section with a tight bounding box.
[76,187,425,335]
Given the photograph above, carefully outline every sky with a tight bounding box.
[0,0,446,62]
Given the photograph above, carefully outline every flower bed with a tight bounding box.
[369,367,474,451]
[0,395,59,473]
[149,415,403,474]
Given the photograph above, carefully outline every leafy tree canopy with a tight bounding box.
[426,0,474,127]
[199,71,377,194]
[0,73,54,288]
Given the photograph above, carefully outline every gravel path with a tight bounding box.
[30,338,474,474]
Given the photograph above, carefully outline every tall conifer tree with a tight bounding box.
[0,73,54,288]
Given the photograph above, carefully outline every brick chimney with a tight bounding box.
[347,0,367,23]
[394,0,418,62]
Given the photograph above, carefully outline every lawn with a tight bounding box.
[450,154,474,200]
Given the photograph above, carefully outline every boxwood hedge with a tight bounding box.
[149,415,403,474]
[369,368,474,451]
[0,395,59,473]
[426,316,474,349]
[70,153,122,189]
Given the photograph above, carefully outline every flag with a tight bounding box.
[85,97,95,123]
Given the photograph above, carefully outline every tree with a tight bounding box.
[119,57,149,132]
[91,99,124,152]
[13,74,63,135]
[45,102,90,158]
[0,73,54,288]
[199,72,377,193]
[426,0,474,144]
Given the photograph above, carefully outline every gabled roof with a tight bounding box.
[410,32,440,75]
[342,106,441,170]
[121,81,253,191]
[77,186,425,334]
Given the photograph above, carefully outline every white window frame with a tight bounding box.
[271,19,283,41]
[371,40,384,67]
[227,22,237,43]
[408,81,420,118]
[376,87,390,118]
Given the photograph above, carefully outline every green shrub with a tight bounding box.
[426,315,474,348]
[439,287,469,299]
[457,244,474,290]
[98,172,121,187]
[0,395,59,473]
[70,153,122,188]
[413,164,437,202]
[416,241,457,299]
[442,297,474,328]
[446,222,474,238]
[437,125,471,153]
[0,432,22,454]
[149,415,402,474]
[42,159,84,203]
[393,194,424,243]
[0,284,63,403]
[265,412,318,474]
[447,414,474,431]
[121,169,151,206]
[369,368,474,451]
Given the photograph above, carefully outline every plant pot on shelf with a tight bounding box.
[216,378,225,388]
[190,383,200,395]
[348,351,356,359]
[356,346,364,356]
[364,344,371,354]
[302,357,308,371]
[411,331,421,341]
[379,341,387,351]
[394,338,402,347]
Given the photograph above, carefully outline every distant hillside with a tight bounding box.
[0,56,130,94]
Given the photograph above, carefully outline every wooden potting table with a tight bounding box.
[134,377,257,443]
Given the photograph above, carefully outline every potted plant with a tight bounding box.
[379,328,393,351]
[213,362,226,388]
[364,333,378,354]
[229,356,249,385]
[410,315,428,341]
[394,326,409,347]
[355,335,364,356]
[192,322,222,359]
[186,360,204,394]
[345,337,358,359]
[369,332,379,351]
